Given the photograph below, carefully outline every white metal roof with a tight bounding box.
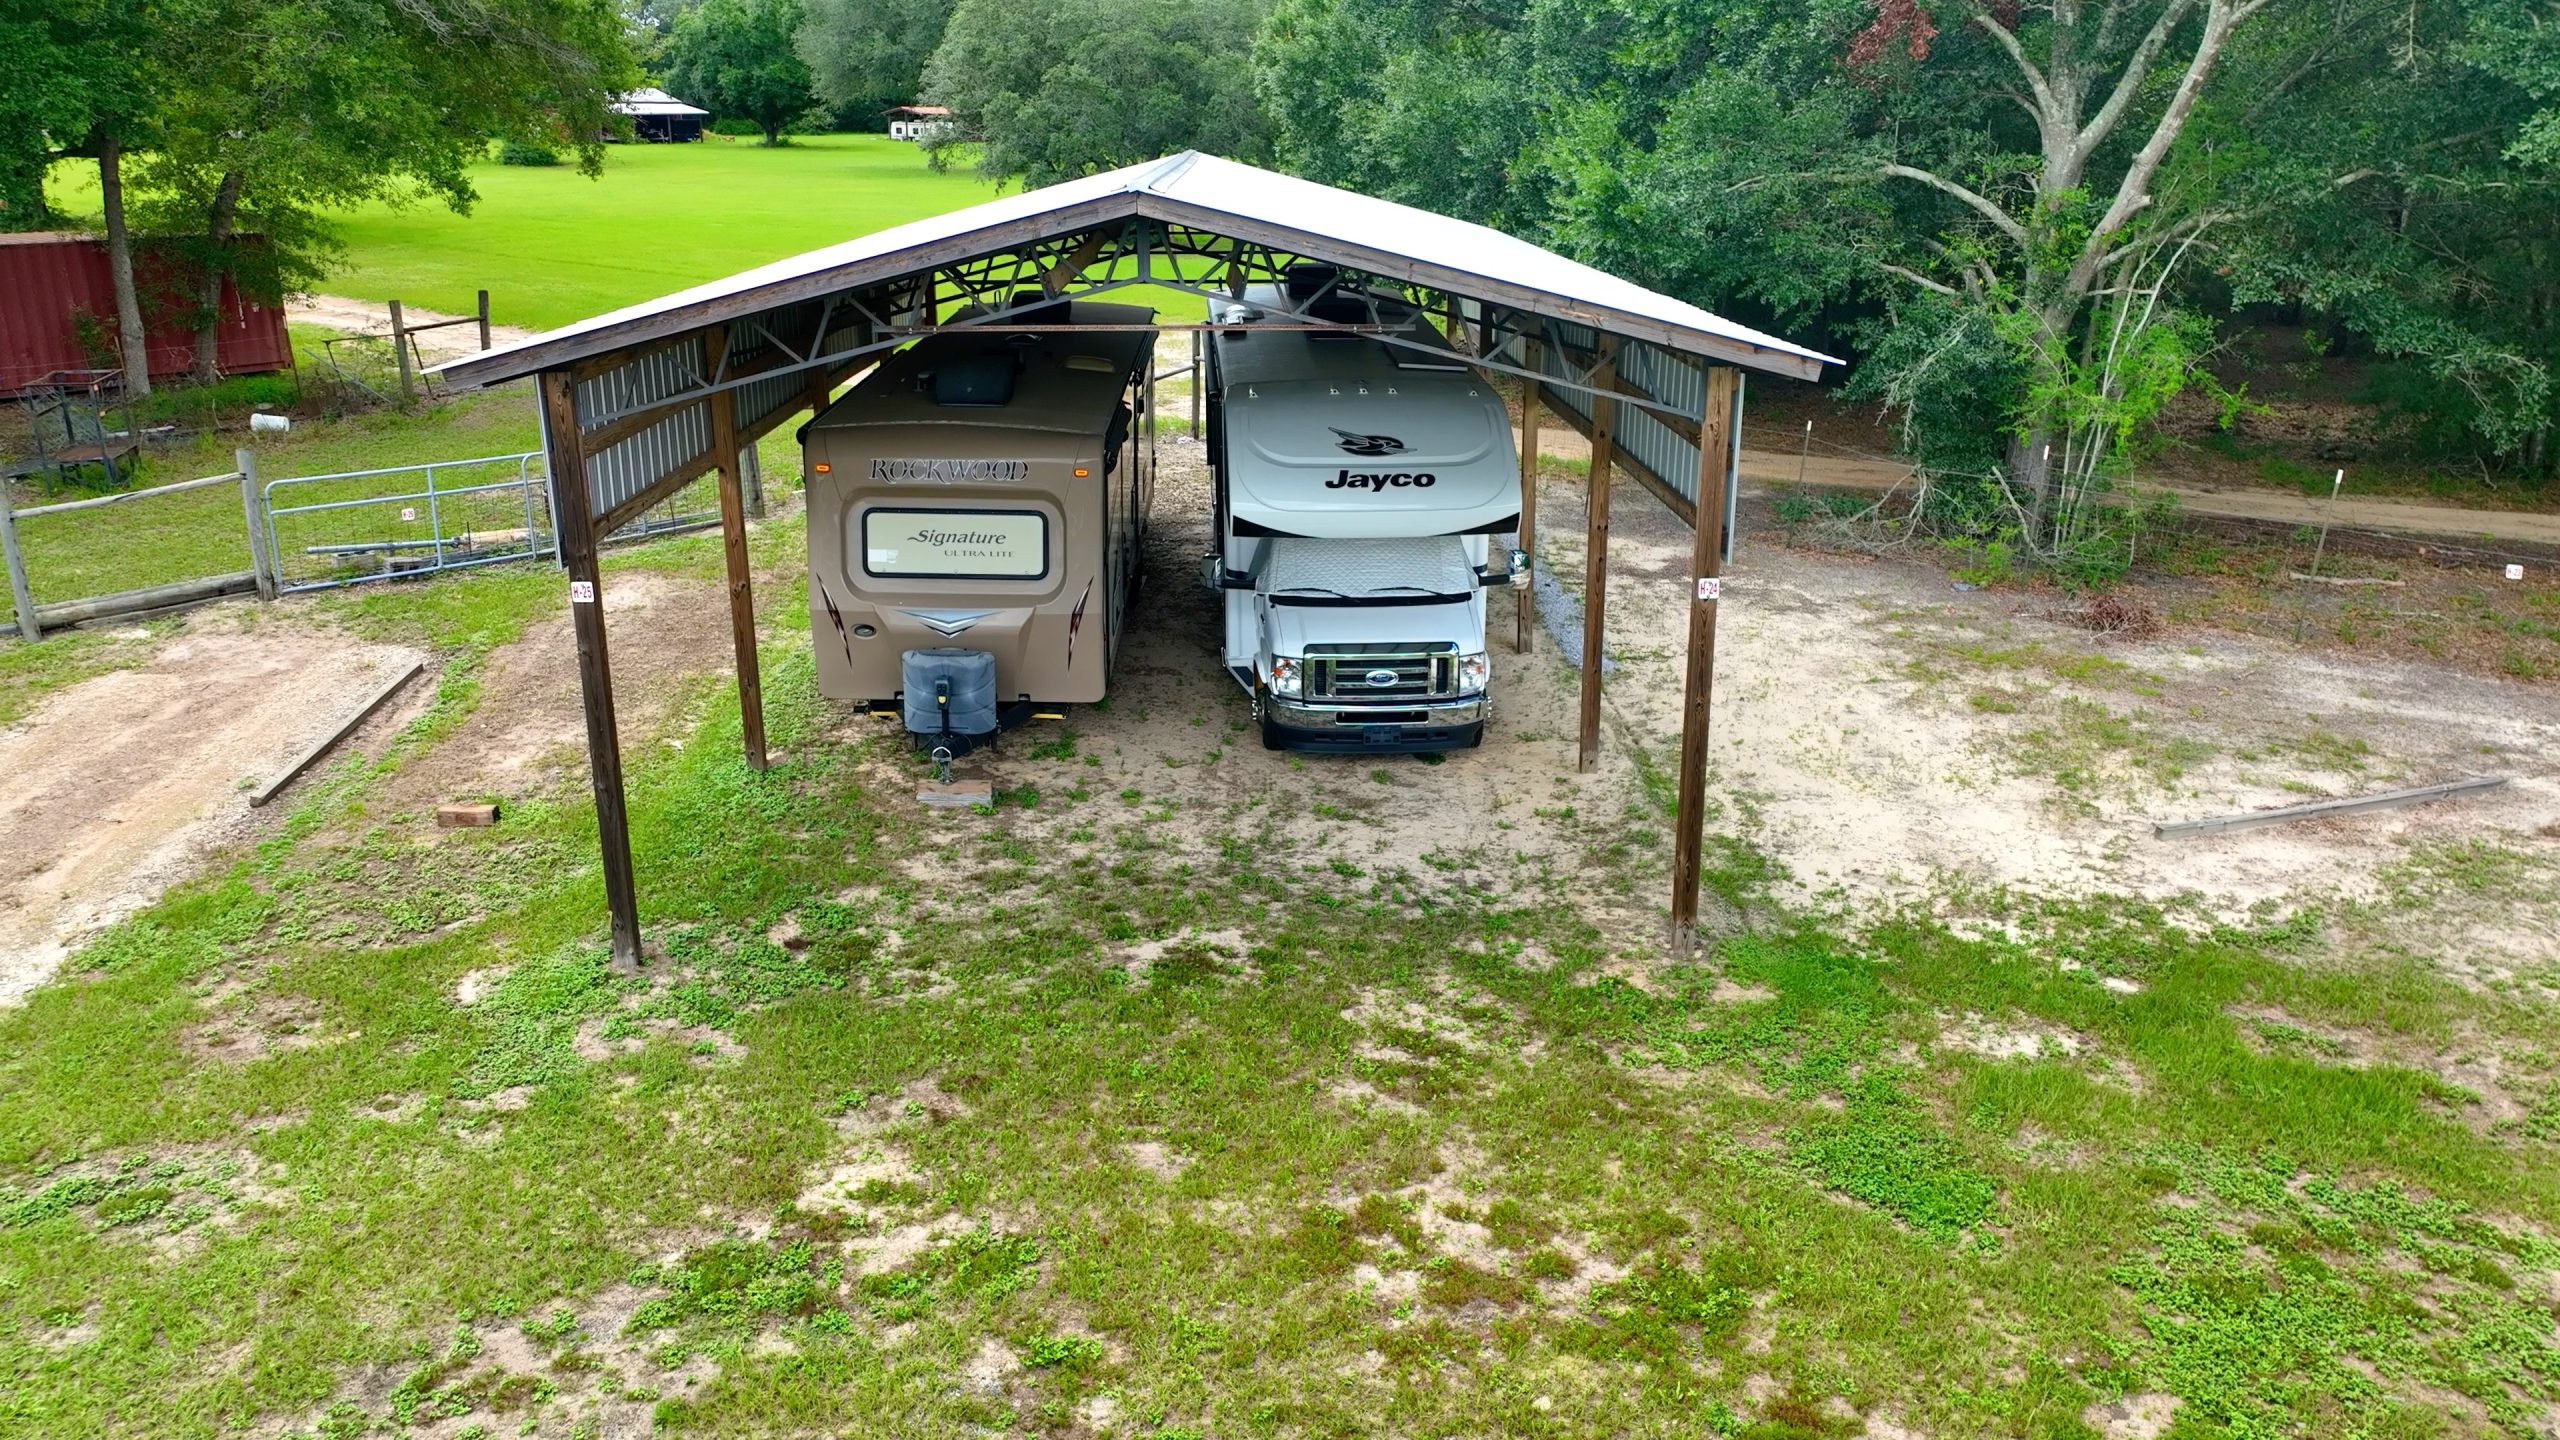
[431,151,1839,389]
[614,87,710,118]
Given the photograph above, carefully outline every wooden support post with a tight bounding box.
[237,447,276,600]
[1576,337,1620,773]
[706,328,768,771]
[1670,367,1741,953]
[476,290,492,351]
[1515,342,1543,655]
[539,370,642,967]
[0,471,37,643]
[388,299,416,406]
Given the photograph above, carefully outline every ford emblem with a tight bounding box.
[1363,667,1401,688]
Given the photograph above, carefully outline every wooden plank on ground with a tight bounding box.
[248,660,425,808]
[436,802,500,828]
[2153,775,2508,839]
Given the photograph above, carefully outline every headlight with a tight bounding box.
[1268,656,1303,697]
[1457,651,1489,693]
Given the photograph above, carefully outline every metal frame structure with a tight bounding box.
[428,151,1836,961]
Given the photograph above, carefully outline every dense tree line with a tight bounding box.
[12,0,2550,510]
[765,0,2560,539]
[1256,0,2559,514]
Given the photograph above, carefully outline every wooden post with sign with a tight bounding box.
[1670,366,1740,952]
[538,370,643,966]
[1576,337,1619,773]
[1515,340,1542,656]
[705,328,768,771]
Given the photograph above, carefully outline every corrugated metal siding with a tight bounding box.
[577,343,712,518]
[1504,325,1741,561]
[565,299,870,523]
[0,233,290,395]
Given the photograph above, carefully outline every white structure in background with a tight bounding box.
[885,105,956,143]
[611,88,709,143]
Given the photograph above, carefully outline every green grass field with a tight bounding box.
[4,505,2559,1438]
[46,135,1211,332]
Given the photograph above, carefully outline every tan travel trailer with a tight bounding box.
[802,299,1158,749]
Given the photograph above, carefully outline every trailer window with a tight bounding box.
[861,508,1048,580]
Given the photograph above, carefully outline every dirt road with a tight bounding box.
[286,295,539,363]
[1739,444,2560,548]
[0,623,425,1004]
[1530,419,2560,552]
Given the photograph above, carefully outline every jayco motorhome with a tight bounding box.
[1203,270,1523,752]
[802,299,1158,750]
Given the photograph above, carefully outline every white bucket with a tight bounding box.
[249,412,291,434]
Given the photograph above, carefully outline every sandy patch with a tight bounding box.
[797,1143,924,1216]
[1121,1141,1190,1180]
[1943,1013,2086,1061]
[0,623,425,1004]
[2082,1392,2181,1439]
[252,1279,701,1440]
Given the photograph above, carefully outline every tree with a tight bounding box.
[2204,0,2559,473]
[665,0,816,145]
[797,0,955,128]
[922,0,1274,185]
[139,0,634,379]
[2,0,170,393]
[1255,0,1537,231]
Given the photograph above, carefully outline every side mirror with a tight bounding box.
[1508,548,1531,588]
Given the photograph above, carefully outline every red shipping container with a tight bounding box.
[0,231,292,396]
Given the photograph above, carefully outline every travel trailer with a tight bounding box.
[802,299,1158,751]
[1202,270,1524,752]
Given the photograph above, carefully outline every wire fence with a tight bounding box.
[1,464,264,638]
[4,446,725,639]
[262,454,721,594]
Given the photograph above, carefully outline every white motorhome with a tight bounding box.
[1202,270,1524,752]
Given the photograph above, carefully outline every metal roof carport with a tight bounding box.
[429,151,1838,960]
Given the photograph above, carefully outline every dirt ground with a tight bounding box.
[0,619,424,1004]
[8,421,2556,1002]
[922,433,2558,960]
[1534,460,2560,921]
[285,295,541,362]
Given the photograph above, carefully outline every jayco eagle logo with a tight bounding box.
[1330,428,1407,457]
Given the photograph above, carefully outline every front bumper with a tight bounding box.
[1265,694,1487,752]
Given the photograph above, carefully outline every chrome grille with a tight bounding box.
[1308,645,1456,701]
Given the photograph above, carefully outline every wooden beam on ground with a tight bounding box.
[541,369,644,967]
[1670,366,1741,952]
[706,327,768,771]
[2153,775,2508,839]
[1515,342,1542,656]
[1577,336,1620,773]
[249,660,423,807]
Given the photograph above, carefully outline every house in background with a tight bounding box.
[613,88,710,142]
[885,105,955,143]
